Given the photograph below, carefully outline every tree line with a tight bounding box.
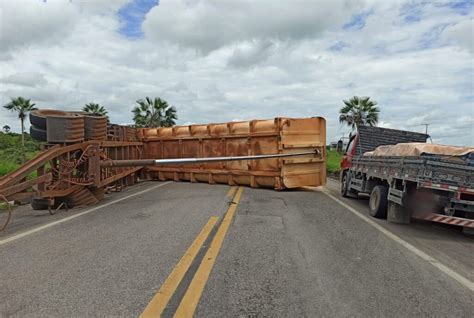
[2,96,178,163]
[80,97,178,128]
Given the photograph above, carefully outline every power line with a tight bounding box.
[408,123,431,135]
[407,123,433,143]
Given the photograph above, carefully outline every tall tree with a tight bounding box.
[132,97,177,128]
[339,96,379,129]
[83,102,108,116]
[3,97,37,162]
[2,125,10,133]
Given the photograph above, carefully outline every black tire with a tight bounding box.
[30,109,69,129]
[30,125,47,142]
[341,172,349,197]
[369,185,389,218]
[31,198,71,211]
[57,197,73,209]
[30,112,45,129]
[341,171,358,198]
[31,198,49,210]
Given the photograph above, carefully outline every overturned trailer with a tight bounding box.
[137,117,326,189]
[0,111,326,230]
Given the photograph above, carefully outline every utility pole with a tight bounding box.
[420,123,430,135]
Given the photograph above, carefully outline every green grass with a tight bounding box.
[0,161,20,176]
[0,132,41,177]
[326,149,342,173]
[0,202,10,210]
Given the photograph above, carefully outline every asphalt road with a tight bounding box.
[0,180,472,317]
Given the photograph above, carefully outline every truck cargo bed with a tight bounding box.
[352,155,473,189]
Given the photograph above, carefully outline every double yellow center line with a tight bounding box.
[141,186,244,318]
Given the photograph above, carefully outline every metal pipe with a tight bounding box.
[100,150,319,168]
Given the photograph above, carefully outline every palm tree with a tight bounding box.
[83,102,108,116]
[132,97,177,128]
[339,96,379,129]
[2,125,10,133]
[3,97,37,162]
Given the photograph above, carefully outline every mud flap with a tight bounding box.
[387,202,411,224]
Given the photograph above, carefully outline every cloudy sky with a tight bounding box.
[0,0,472,145]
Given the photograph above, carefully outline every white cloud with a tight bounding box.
[0,0,78,54]
[227,39,277,68]
[441,19,474,52]
[143,0,366,53]
[0,0,473,147]
[0,72,47,87]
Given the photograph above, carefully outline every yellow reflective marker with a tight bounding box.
[140,216,219,318]
[174,187,244,318]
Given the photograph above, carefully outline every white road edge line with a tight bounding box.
[320,188,474,292]
[0,181,172,246]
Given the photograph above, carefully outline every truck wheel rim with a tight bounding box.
[370,191,379,210]
[342,175,347,193]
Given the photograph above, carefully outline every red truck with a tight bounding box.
[340,126,474,233]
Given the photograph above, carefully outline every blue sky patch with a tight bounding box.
[400,1,425,22]
[419,23,450,49]
[329,41,350,52]
[343,10,373,30]
[437,0,473,15]
[118,0,159,38]
[400,1,473,23]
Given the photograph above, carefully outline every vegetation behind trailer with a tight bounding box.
[340,126,474,232]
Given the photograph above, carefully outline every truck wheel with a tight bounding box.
[341,172,349,197]
[341,172,358,198]
[30,125,47,142]
[31,198,49,210]
[369,185,388,218]
[30,109,69,130]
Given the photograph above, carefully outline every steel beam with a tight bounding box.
[100,150,318,168]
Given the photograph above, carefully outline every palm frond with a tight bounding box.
[339,95,379,129]
[132,96,177,128]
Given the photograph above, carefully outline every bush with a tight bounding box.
[0,132,41,176]
[0,161,19,176]
[326,149,342,173]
